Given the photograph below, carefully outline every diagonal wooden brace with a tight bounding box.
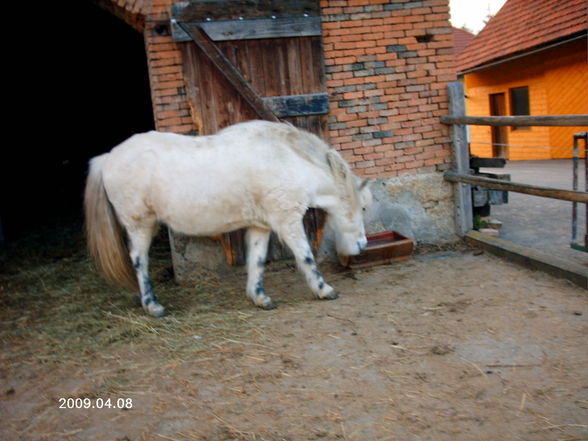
[176,21,279,122]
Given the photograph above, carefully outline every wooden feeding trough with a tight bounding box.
[339,231,414,269]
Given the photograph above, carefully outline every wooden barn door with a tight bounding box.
[172,0,328,264]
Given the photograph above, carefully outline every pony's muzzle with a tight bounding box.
[357,236,368,253]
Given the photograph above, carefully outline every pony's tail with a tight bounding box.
[84,157,138,291]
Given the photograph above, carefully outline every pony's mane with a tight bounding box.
[283,123,361,209]
[275,122,329,169]
[219,121,360,206]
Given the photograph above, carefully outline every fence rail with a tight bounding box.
[441,114,588,127]
[444,171,588,204]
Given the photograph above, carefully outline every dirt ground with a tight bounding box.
[1,225,587,441]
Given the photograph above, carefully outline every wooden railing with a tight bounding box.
[443,171,587,203]
[441,114,588,127]
[443,81,588,238]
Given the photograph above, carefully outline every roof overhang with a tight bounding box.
[458,31,587,76]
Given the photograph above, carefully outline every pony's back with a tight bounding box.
[218,121,332,172]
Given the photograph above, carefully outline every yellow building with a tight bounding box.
[456,0,587,160]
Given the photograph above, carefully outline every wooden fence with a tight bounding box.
[442,82,588,288]
[443,81,588,236]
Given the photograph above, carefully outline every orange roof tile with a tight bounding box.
[456,0,587,73]
[452,27,475,57]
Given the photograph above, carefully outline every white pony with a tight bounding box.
[85,120,371,317]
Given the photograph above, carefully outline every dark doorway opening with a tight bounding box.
[2,1,154,241]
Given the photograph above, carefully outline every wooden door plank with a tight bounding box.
[312,36,326,92]
[286,38,304,96]
[181,42,257,134]
[180,44,204,134]
[294,36,325,94]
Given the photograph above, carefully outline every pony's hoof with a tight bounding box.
[319,292,339,301]
[259,301,277,310]
[146,302,166,318]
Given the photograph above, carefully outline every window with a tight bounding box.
[510,86,529,130]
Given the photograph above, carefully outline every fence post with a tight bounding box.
[447,81,473,235]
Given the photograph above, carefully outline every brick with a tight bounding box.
[362,166,387,175]
[364,152,384,160]
[404,160,425,169]
[355,160,376,168]
[152,80,185,91]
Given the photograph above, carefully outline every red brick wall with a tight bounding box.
[144,0,195,134]
[104,0,455,178]
[321,0,455,177]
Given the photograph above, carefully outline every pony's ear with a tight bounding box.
[359,178,371,191]
[326,150,348,182]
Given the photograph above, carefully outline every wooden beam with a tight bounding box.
[177,22,279,122]
[171,0,320,22]
[447,81,473,235]
[263,93,329,117]
[441,114,588,127]
[172,16,322,42]
[444,171,588,203]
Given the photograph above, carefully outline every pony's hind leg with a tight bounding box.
[127,224,165,318]
[245,227,275,309]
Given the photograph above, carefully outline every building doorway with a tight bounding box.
[489,92,509,158]
[1,1,154,241]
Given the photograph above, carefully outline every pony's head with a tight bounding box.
[325,150,373,256]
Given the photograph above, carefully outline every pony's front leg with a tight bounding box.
[277,221,338,301]
[128,229,165,318]
[245,227,275,310]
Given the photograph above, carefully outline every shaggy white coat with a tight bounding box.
[85,120,371,316]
